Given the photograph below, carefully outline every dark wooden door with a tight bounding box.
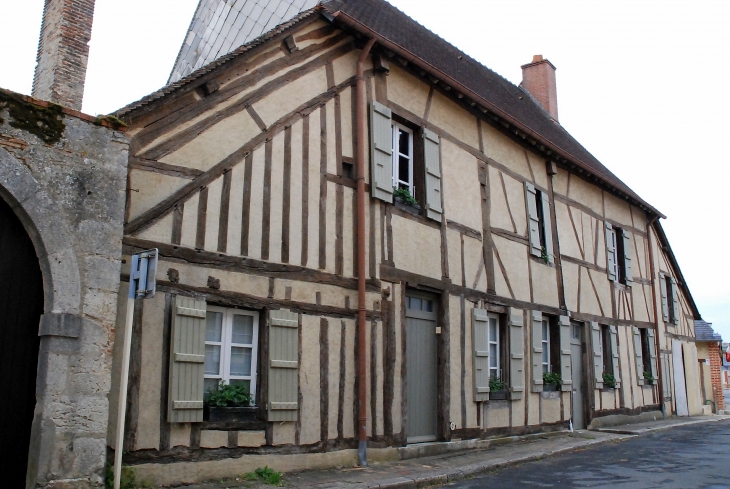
[0,197,43,486]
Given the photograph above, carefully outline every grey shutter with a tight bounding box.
[168,296,207,423]
[531,310,543,393]
[541,191,554,263]
[424,128,443,222]
[605,222,617,282]
[472,309,490,400]
[267,309,299,421]
[369,101,393,203]
[647,329,658,382]
[559,315,572,392]
[670,277,679,325]
[591,322,604,389]
[509,309,525,400]
[525,183,541,257]
[609,325,621,388]
[659,273,669,322]
[622,231,633,283]
[633,326,645,386]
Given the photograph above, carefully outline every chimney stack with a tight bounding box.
[521,55,558,122]
[32,0,96,111]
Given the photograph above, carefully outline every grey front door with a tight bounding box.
[570,321,585,430]
[406,293,438,443]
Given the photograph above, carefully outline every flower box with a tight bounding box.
[489,391,508,401]
[204,405,258,423]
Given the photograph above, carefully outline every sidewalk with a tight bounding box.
[166,415,730,489]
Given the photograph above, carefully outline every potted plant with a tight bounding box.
[393,187,419,207]
[543,371,562,391]
[643,371,655,385]
[602,372,616,389]
[203,382,257,423]
[489,377,508,400]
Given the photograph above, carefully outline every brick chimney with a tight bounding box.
[32,0,96,110]
[521,55,558,122]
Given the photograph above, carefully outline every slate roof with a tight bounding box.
[695,320,722,342]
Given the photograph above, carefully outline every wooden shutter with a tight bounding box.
[168,296,207,423]
[472,308,490,401]
[267,309,299,421]
[605,222,617,282]
[633,326,645,386]
[622,231,633,283]
[509,309,524,400]
[531,310,543,393]
[609,325,621,388]
[591,322,603,389]
[659,273,669,322]
[541,191,554,264]
[525,183,541,257]
[559,315,572,392]
[670,277,679,325]
[423,128,443,222]
[369,101,394,203]
[647,329,658,382]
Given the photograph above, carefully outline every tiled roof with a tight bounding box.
[695,320,722,342]
[168,0,319,84]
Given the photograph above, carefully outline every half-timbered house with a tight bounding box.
[110,0,706,484]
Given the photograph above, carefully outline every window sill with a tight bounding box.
[528,254,554,268]
[394,197,422,215]
[200,419,267,431]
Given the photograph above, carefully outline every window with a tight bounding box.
[601,325,613,376]
[526,183,554,263]
[392,122,414,194]
[605,223,632,284]
[541,319,550,373]
[665,276,675,323]
[535,189,548,251]
[204,307,259,399]
[640,328,651,376]
[488,313,501,381]
[407,295,433,312]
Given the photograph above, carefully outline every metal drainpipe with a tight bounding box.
[646,215,666,418]
[356,36,376,467]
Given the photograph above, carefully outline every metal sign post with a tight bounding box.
[114,249,158,489]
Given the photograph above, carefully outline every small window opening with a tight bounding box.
[535,189,547,250]
[601,325,613,376]
[665,276,675,323]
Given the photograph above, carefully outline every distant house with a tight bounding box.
[695,320,724,413]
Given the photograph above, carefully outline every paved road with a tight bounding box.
[448,420,730,489]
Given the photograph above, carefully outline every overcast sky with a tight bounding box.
[1,0,728,341]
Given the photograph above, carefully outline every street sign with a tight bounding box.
[128,248,158,299]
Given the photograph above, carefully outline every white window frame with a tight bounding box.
[541,319,550,373]
[391,122,414,194]
[488,312,501,381]
[204,306,260,400]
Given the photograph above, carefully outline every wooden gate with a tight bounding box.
[0,197,43,486]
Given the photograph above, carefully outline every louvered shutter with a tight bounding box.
[633,327,645,386]
[472,309,490,401]
[424,128,443,222]
[525,183,541,257]
[369,101,393,203]
[541,191,554,264]
[605,223,617,281]
[609,325,621,388]
[531,310,543,393]
[509,310,525,400]
[622,231,633,283]
[267,309,299,421]
[591,322,603,389]
[559,316,572,392]
[670,277,679,325]
[168,296,207,423]
[647,329,658,383]
[659,273,669,322]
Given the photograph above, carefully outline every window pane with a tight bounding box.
[230,347,252,376]
[204,378,219,394]
[489,344,497,368]
[543,364,549,373]
[409,297,421,310]
[542,349,549,364]
[424,300,433,312]
[489,318,497,342]
[206,312,223,342]
[398,155,410,183]
[229,379,251,393]
[398,129,410,155]
[232,314,254,345]
[542,321,549,341]
[205,344,221,375]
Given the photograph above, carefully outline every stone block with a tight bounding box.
[238,430,266,447]
[200,429,228,448]
[39,313,82,338]
[83,254,122,292]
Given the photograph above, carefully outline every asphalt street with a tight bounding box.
[448,419,730,489]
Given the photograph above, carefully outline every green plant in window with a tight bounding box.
[205,381,253,407]
[643,371,655,385]
[543,371,562,387]
[602,372,616,388]
[489,376,506,392]
[541,246,550,264]
[393,186,418,206]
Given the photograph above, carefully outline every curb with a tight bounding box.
[592,415,730,436]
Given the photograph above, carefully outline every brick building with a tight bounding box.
[695,320,724,412]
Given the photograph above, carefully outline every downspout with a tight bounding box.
[356,36,376,468]
[646,215,666,418]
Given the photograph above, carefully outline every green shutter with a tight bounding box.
[423,128,443,222]
[591,322,603,389]
[659,273,669,322]
[472,308,490,400]
[559,316,572,392]
[509,309,524,400]
[267,309,299,421]
[541,191,554,264]
[670,277,679,325]
[370,101,394,203]
[609,325,621,388]
[531,310,543,393]
[168,296,207,423]
[633,326,645,386]
[605,222,617,282]
[622,231,633,283]
[525,183,541,257]
[647,329,658,382]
